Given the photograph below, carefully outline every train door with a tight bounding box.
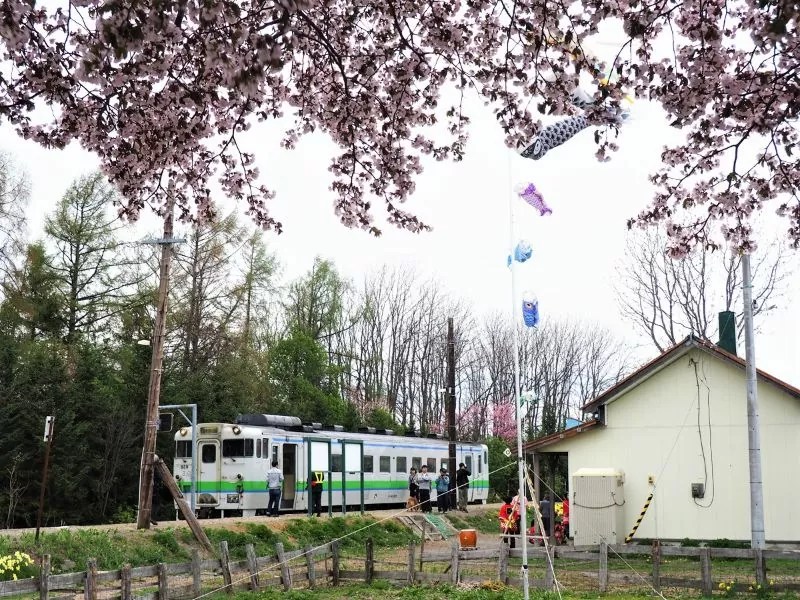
[307,438,331,516]
[198,440,221,507]
[465,454,475,503]
[282,444,298,509]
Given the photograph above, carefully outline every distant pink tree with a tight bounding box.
[492,399,517,444]
[1,0,797,251]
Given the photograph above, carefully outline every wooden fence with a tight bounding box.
[2,540,799,599]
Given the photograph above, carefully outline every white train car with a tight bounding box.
[172,414,489,517]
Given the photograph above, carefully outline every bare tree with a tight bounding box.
[616,228,792,352]
[2,452,28,529]
[0,152,29,283]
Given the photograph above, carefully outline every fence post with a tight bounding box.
[305,546,316,589]
[158,563,169,600]
[39,555,50,600]
[651,540,661,592]
[331,540,340,586]
[544,546,556,590]
[365,538,374,584]
[498,541,509,584]
[84,559,97,600]
[754,548,767,586]
[191,549,201,597]
[275,542,292,591]
[450,541,460,585]
[407,542,416,585]
[219,541,232,593]
[245,543,260,591]
[700,548,712,596]
[598,541,608,592]
[120,564,132,600]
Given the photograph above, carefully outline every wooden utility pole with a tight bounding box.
[153,456,212,551]
[137,195,177,530]
[446,318,457,508]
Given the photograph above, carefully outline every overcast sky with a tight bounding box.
[2,50,798,388]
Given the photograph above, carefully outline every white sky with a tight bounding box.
[2,67,798,388]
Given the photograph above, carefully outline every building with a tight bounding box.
[525,335,800,544]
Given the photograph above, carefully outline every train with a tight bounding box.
[171,414,490,517]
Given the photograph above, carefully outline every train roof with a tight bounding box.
[174,414,486,448]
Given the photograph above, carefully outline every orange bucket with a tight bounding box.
[459,528,477,549]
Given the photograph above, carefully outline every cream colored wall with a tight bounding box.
[545,348,800,542]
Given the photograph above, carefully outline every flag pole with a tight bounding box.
[508,177,530,600]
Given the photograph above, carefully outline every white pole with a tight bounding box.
[508,182,530,600]
[741,253,765,549]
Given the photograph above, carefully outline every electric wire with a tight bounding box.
[692,358,716,508]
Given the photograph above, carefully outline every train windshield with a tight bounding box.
[176,441,192,458]
[222,439,254,457]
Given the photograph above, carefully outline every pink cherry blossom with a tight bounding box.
[0,0,796,251]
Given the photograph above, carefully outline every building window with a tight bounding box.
[379,456,391,473]
[363,455,374,473]
[396,456,407,473]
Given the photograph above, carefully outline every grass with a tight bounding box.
[284,516,417,551]
[446,510,499,534]
[183,524,292,558]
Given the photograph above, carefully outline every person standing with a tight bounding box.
[408,467,419,504]
[416,465,432,512]
[435,468,450,513]
[266,460,284,517]
[539,493,552,539]
[455,462,471,512]
[308,470,325,517]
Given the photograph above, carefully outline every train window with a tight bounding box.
[222,439,254,458]
[201,444,216,463]
[176,441,192,458]
[256,439,261,459]
[412,457,422,470]
[379,456,391,473]
[363,455,374,473]
[272,445,278,464]
[332,454,343,472]
[426,458,436,472]
[440,460,448,472]
[396,457,407,473]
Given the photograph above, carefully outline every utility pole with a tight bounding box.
[35,416,55,542]
[742,253,765,549]
[137,195,182,530]
[446,318,457,509]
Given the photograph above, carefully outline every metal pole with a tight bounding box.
[191,404,197,513]
[742,253,765,549]
[446,318,457,510]
[137,195,177,529]
[508,183,529,600]
[35,417,55,542]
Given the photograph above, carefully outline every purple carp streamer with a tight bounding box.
[518,183,552,216]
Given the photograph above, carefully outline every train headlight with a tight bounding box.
[179,428,188,436]
[232,425,241,435]
[236,473,243,480]
[175,475,182,481]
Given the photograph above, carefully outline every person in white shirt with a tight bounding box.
[266,461,284,517]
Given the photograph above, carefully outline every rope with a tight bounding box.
[188,460,519,600]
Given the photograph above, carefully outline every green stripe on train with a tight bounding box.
[183,479,490,493]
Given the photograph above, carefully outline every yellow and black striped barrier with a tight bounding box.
[625,492,654,543]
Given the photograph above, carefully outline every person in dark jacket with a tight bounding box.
[308,471,324,517]
[456,462,471,511]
